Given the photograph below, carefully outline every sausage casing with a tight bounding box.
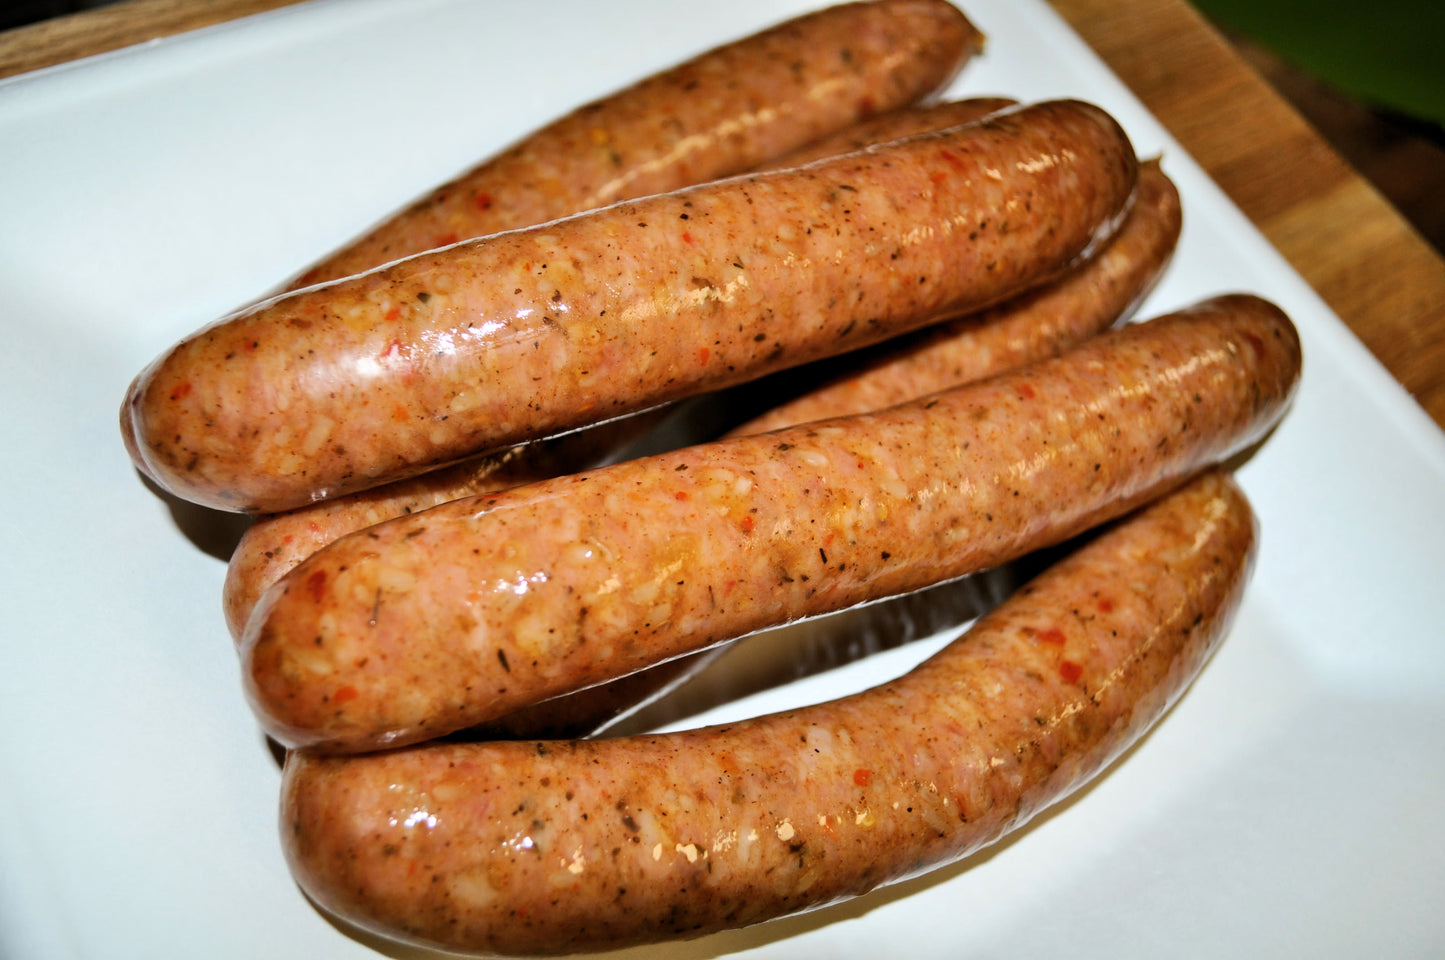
[243,295,1299,753]
[464,156,1180,741]
[732,156,1181,434]
[285,0,984,289]
[221,98,1021,643]
[281,469,1258,955]
[220,414,665,643]
[521,156,1178,740]
[124,99,1138,513]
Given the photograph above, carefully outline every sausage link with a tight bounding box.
[284,0,983,290]
[523,157,1179,740]
[220,412,667,642]
[222,99,1031,748]
[733,156,1181,434]
[469,156,1179,741]
[242,295,1300,753]
[221,98,1022,643]
[124,99,1139,513]
[281,469,1258,955]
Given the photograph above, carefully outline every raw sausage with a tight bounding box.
[732,156,1180,434]
[242,295,1299,753]
[123,99,1139,513]
[280,468,1258,955]
[467,157,1182,740]
[220,129,1158,648]
[222,99,1038,749]
[245,297,1295,754]
[220,413,665,642]
[282,471,1255,952]
[284,0,985,289]
[220,98,1022,643]
[128,98,1131,514]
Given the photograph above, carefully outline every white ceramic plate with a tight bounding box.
[2,1,1443,957]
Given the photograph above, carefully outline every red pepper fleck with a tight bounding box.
[1097,597,1114,613]
[1019,383,1036,399]
[674,491,688,501]
[1059,660,1083,684]
[333,685,359,703]
[305,570,327,602]
[1038,627,1066,645]
[380,339,404,359]
[390,403,410,423]
[696,346,710,365]
[740,515,754,533]
[853,769,872,787]
[938,148,968,172]
[474,191,493,211]
[169,382,192,401]
[681,231,694,245]
[384,307,402,323]
[929,171,948,185]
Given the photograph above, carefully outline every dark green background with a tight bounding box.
[1194,0,1445,126]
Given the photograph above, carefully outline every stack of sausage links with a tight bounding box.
[120,1,1302,954]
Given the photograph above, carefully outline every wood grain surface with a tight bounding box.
[3,0,1443,431]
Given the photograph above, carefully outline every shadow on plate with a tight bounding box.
[136,469,251,562]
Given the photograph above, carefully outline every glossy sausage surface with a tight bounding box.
[124,99,1138,512]
[220,415,663,642]
[221,98,1021,642]
[466,156,1180,741]
[285,0,984,289]
[282,469,1257,955]
[733,156,1181,434]
[243,295,1299,753]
